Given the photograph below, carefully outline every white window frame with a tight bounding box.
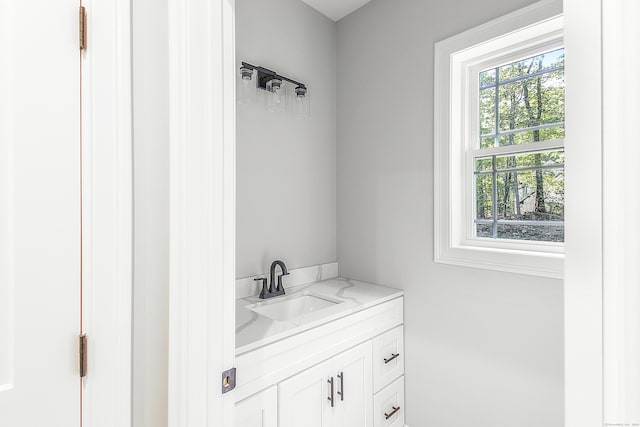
[434,0,564,278]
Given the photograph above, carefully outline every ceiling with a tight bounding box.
[299,0,372,21]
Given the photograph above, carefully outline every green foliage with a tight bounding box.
[475,48,565,242]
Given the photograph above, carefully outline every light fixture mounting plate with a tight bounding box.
[256,68,278,91]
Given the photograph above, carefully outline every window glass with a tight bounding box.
[479,48,565,147]
[498,48,565,80]
[474,48,565,242]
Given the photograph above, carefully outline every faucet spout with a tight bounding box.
[268,260,289,296]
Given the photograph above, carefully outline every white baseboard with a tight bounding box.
[236,262,339,299]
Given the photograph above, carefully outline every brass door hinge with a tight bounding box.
[79,334,88,378]
[79,6,87,51]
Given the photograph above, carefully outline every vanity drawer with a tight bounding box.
[373,376,404,427]
[372,325,404,392]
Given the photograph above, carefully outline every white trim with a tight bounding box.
[564,0,603,425]
[434,0,564,278]
[602,0,640,424]
[168,0,236,426]
[81,1,133,426]
[471,138,564,158]
[0,0,14,391]
[236,262,339,299]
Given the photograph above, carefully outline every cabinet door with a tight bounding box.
[278,357,334,427]
[332,341,373,427]
[235,386,277,427]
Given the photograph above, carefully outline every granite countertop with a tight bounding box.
[236,277,403,355]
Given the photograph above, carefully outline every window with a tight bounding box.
[474,48,565,242]
[434,0,564,278]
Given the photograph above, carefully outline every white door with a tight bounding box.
[279,342,373,427]
[0,0,81,425]
[279,356,334,427]
[235,386,278,427]
[332,342,373,427]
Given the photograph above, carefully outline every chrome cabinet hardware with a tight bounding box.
[327,377,334,407]
[384,406,401,420]
[384,353,400,364]
[337,372,344,401]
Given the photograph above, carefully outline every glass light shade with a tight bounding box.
[265,78,286,112]
[293,86,310,118]
[237,66,256,105]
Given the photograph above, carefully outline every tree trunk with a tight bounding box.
[523,56,546,215]
[534,57,546,214]
[502,91,518,218]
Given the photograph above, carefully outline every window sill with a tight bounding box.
[435,242,564,279]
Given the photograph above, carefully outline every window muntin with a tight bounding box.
[472,48,565,243]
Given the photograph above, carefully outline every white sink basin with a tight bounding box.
[248,293,341,322]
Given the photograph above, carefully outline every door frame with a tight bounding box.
[564,0,603,424]
[167,1,236,427]
[600,0,640,423]
[161,0,640,426]
[81,1,133,426]
[565,0,640,425]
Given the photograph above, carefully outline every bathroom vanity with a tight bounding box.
[234,277,405,427]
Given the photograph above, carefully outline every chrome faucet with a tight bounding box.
[255,260,289,299]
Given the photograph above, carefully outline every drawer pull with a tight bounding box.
[327,377,334,407]
[384,353,400,364]
[384,406,401,420]
[337,371,344,401]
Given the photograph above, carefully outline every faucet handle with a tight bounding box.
[254,277,269,299]
[275,273,289,292]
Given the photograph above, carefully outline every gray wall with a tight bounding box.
[132,0,169,425]
[130,1,564,426]
[336,1,564,426]
[236,0,337,278]
[131,2,336,425]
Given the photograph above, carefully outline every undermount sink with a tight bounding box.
[248,293,341,322]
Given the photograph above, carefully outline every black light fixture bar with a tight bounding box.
[241,61,307,91]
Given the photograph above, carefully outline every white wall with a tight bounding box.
[236,0,337,278]
[336,1,564,426]
[132,0,169,426]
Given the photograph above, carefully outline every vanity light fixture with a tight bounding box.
[238,64,257,105]
[238,62,310,116]
[239,64,254,80]
[240,62,307,96]
[294,85,307,98]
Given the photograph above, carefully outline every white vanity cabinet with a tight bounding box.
[234,284,405,427]
[279,341,372,427]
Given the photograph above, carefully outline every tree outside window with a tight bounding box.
[474,48,565,242]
